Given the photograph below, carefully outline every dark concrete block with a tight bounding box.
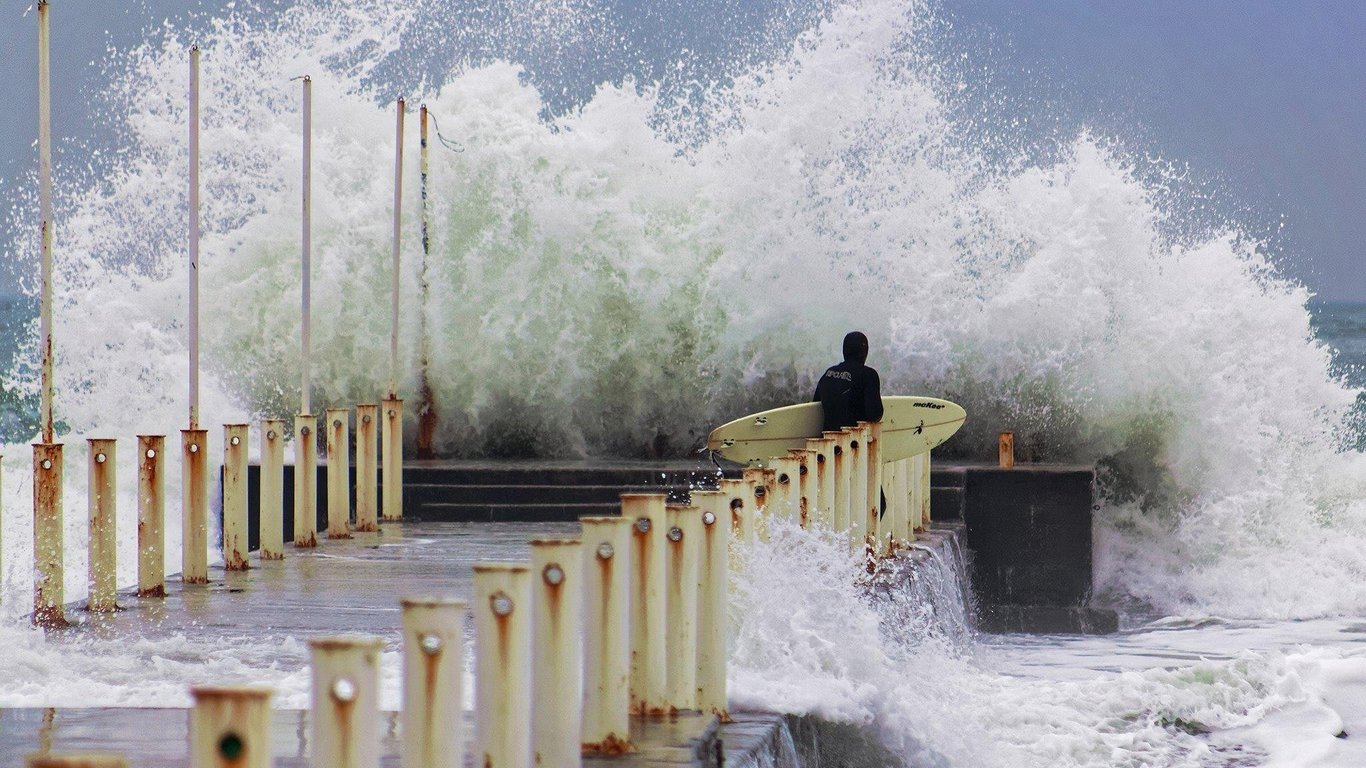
[976,604,1119,635]
[930,486,963,520]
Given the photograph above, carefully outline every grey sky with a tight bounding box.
[1,1,1363,299]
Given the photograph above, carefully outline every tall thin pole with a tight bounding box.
[301,76,312,415]
[188,46,201,430]
[37,1,54,445]
[389,98,404,399]
[415,104,437,458]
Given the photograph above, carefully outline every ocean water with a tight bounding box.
[4,0,1366,765]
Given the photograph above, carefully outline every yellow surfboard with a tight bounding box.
[706,396,966,465]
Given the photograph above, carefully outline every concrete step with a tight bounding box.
[930,486,964,520]
[412,502,625,523]
[404,483,698,506]
[403,463,733,488]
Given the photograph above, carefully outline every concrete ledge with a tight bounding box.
[977,604,1119,635]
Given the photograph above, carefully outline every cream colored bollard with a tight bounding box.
[294,415,318,548]
[26,756,128,768]
[87,438,117,612]
[473,563,532,768]
[689,491,729,717]
[806,436,836,530]
[740,467,775,541]
[787,448,816,529]
[222,425,249,571]
[381,397,403,521]
[863,421,883,548]
[823,430,851,536]
[531,539,583,766]
[137,435,166,596]
[190,686,272,768]
[354,404,378,532]
[848,425,870,547]
[309,635,383,768]
[921,451,933,530]
[326,408,351,539]
[579,516,632,755]
[33,442,65,628]
[909,454,926,533]
[182,428,209,584]
[400,598,466,768]
[624,493,668,716]
[883,458,903,548]
[717,477,757,547]
[765,455,801,528]
[665,505,702,712]
[259,420,285,560]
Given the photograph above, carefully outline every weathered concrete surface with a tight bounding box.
[21,522,762,766]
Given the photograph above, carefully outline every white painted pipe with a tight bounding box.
[309,635,383,768]
[389,98,405,399]
[400,597,466,768]
[740,467,775,542]
[37,1,55,445]
[766,456,801,527]
[325,408,351,539]
[908,455,923,532]
[530,539,583,767]
[259,420,286,559]
[688,491,729,717]
[884,458,902,548]
[188,45,201,429]
[921,451,933,530]
[32,442,65,627]
[354,405,378,532]
[848,425,869,549]
[381,398,403,521]
[294,415,317,548]
[623,492,667,716]
[301,75,312,416]
[717,477,756,547]
[87,438,117,612]
[26,756,128,768]
[182,429,209,585]
[863,421,883,549]
[665,505,701,712]
[806,436,835,530]
[473,563,532,768]
[825,430,851,538]
[578,516,632,754]
[190,686,272,768]
[137,435,166,596]
[222,425,249,571]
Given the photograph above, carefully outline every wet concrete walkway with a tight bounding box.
[10,521,758,767]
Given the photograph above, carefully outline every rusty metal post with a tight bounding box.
[863,422,882,547]
[624,493,667,716]
[921,451,933,530]
[807,436,835,530]
[999,431,1015,469]
[579,516,631,755]
[389,98,405,399]
[689,491,729,717]
[848,425,869,547]
[87,438,117,612]
[665,505,701,712]
[32,442,65,627]
[354,404,378,532]
[884,459,902,547]
[188,45,201,431]
[26,756,128,768]
[36,1,55,445]
[381,398,403,521]
[181,429,209,584]
[222,425,249,571]
[325,408,351,539]
[717,477,756,547]
[309,635,383,768]
[824,430,851,538]
[400,597,466,768]
[531,539,582,767]
[259,420,285,559]
[190,686,272,768]
[900,459,917,541]
[907,455,923,532]
[294,415,317,548]
[788,449,816,529]
[415,105,438,460]
[740,467,775,542]
[473,563,531,768]
[766,456,801,527]
[137,436,165,596]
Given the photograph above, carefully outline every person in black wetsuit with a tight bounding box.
[813,331,884,431]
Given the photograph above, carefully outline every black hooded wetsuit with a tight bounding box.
[812,360,884,432]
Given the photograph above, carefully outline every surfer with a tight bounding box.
[813,331,884,432]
